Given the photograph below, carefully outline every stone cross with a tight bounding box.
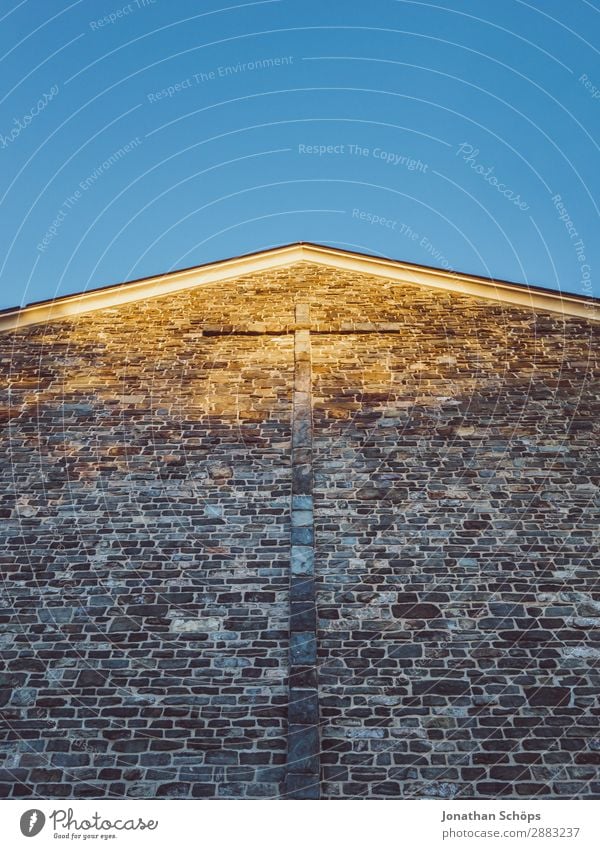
[205,305,403,799]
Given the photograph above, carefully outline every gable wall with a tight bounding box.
[1,263,599,799]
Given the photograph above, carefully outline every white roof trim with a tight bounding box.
[1,243,598,333]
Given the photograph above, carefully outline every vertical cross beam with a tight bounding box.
[285,303,320,799]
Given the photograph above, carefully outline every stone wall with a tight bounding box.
[1,262,599,799]
[308,271,600,799]
[0,277,295,799]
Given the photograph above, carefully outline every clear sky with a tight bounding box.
[0,0,598,309]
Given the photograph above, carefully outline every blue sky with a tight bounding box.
[0,0,598,309]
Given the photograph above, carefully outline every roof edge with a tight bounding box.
[1,242,598,332]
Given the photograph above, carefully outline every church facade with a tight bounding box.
[1,243,599,800]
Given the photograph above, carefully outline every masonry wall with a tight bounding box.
[0,276,296,799]
[309,271,600,799]
[1,263,599,800]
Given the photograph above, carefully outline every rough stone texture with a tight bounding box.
[0,276,295,800]
[309,269,600,800]
[0,261,599,800]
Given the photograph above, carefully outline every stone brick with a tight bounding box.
[291,546,314,576]
[290,601,316,631]
[525,688,571,707]
[290,631,317,665]
[392,603,442,619]
[289,691,320,725]
[76,670,107,688]
[413,679,471,696]
[285,772,320,799]
[288,725,319,773]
